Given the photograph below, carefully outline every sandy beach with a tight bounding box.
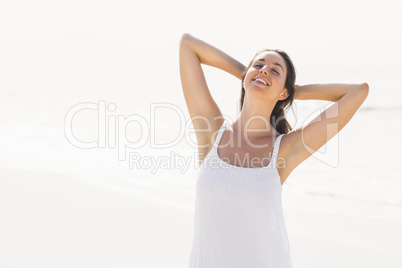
[0,169,193,268]
[1,168,401,268]
[1,1,401,267]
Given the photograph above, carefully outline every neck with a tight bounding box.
[233,94,279,139]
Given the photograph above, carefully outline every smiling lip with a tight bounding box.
[253,77,270,86]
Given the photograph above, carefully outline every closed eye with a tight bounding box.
[254,65,280,75]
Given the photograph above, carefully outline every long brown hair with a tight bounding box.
[240,49,296,134]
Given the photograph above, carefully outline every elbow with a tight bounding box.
[363,83,370,95]
[360,82,369,96]
[361,82,369,91]
[179,33,193,52]
[181,33,191,39]
[180,33,192,45]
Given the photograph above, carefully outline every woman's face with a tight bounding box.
[243,51,288,101]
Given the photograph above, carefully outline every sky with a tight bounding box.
[0,0,401,139]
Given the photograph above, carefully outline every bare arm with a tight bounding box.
[179,33,245,164]
[294,83,365,102]
[181,33,245,79]
[279,82,369,183]
[179,33,245,133]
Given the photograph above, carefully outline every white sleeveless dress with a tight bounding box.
[188,120,293,268]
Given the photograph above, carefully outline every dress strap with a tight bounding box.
[270,134,285,168]
[213,120,227,148]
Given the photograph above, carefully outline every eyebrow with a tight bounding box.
[256,58,285,72]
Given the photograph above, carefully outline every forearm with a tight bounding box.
[180,33,245,79]
[294,83,368,102]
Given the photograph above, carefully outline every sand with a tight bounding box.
[1,169,401,268]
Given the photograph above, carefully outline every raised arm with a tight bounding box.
[293,83,365,102]
[280,82,369,181]
[179,33,245,155]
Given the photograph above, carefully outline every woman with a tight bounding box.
[179,33,369,268]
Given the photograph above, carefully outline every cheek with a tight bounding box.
[273,76,285,85]
[245,69,258,81]
[243,73,253,85]
[245,70,253,79]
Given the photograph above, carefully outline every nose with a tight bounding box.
[259,67,268,76]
